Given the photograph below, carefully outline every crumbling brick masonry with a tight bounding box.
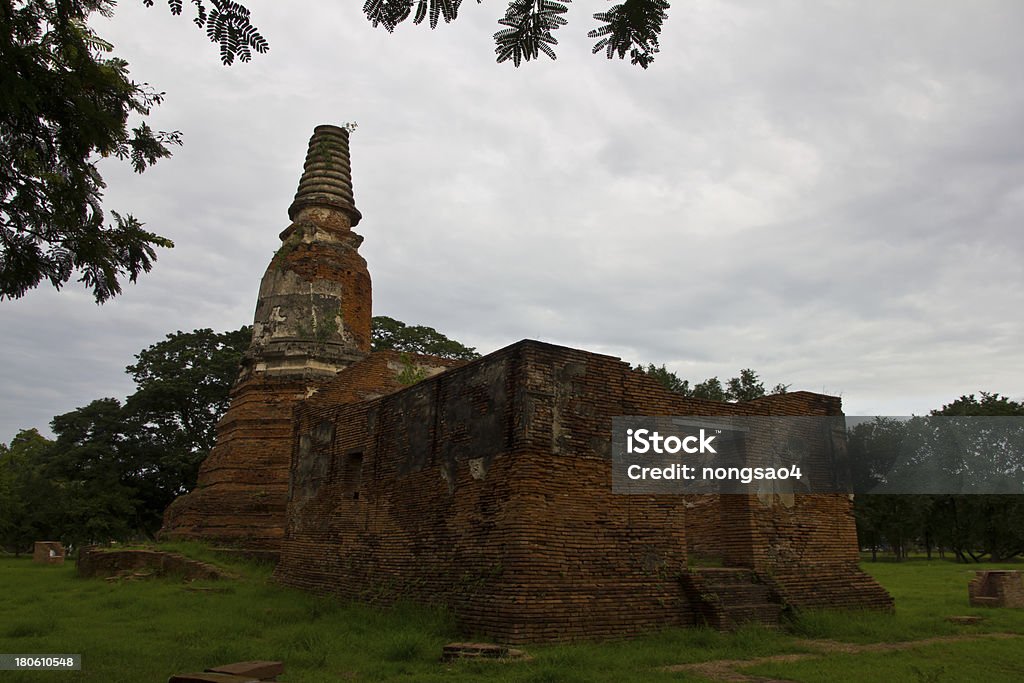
[273,340,892,642]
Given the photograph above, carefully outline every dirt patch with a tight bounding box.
[664,632,1023,681]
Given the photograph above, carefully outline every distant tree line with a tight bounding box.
[3,330,1020,563]
[0,327,249,552]
[852,393,1024,563]
[370,315,479,360]
[636,364,789,402]
[637,365,1024,562]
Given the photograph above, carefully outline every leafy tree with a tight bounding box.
[931,392,1024,417]
[0,428,59,554]
[0,326,250,544]
[847,417,919,561]
[726,368,765,402]
[371,315,480,360]
[141,1,268,66]
[846,417,907,494]
[0,423,118,553]
[1,0,266,303]
[588,0,669,68]
[2,0,173,301]
[47,398,138,546]
[154,1,673,69]
[858,494,930,562]
[636,363,689,394]
[926,392,1024,562]
[125,326,250,458]
[692,376,727,402]
[853,392,1024,562]
[119,326,249,533]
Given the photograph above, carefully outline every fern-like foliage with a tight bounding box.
[142,0,268,65]
[363,0,412,32]
[147,0,670,68]
[588,0,669,69]
[494,0,571,66]
[339,0,675,69]
[363,0,467,32]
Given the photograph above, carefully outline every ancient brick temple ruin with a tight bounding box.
[162,125,375,553]
[162,124,893,642]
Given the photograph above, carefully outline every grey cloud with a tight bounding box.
[3,1,1023,442]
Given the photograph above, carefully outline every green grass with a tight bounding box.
[0,550,456,682]
[1,548,1023,681]
[785,558,1024,644]
[736,558,1024,682]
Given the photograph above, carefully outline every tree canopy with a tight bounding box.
[3,0,170,301]
[931,392,1024,417]
[0,0,267,303]
[854,393,1024,563]
[140,1,673,69]
[371,315,480,360]
[363,0,671,68]
[0,428,59,554]
[2,1,673,303]
[142,1,675,69]
[140,1,268,66]
[0,326,249,548]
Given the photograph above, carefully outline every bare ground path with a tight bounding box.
[662,632,1023,682]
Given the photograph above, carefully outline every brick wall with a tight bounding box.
[160,377,310,551]
[275,340,892,641]
[32,541,64,565]
[969,570,1024,608]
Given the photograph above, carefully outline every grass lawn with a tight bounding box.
[1,545,1022,682]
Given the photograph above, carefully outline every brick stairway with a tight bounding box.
[680,568,786,630]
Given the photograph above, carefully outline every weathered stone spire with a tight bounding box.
[288,124,362,226]
[241,124,372,381]
[161,125,372,553]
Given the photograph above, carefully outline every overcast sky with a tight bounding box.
[3,1,1023,443]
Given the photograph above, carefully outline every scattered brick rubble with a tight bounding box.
[168,660,283,683]
[32,541,65,565]
[946,615,986,625]
[76,547,233,582]
[968,570,1024,608]
[442,642,528,662]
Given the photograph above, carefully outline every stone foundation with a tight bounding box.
[32,541,64,565]
[969,570,1024,608]
[76,547,230,581]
